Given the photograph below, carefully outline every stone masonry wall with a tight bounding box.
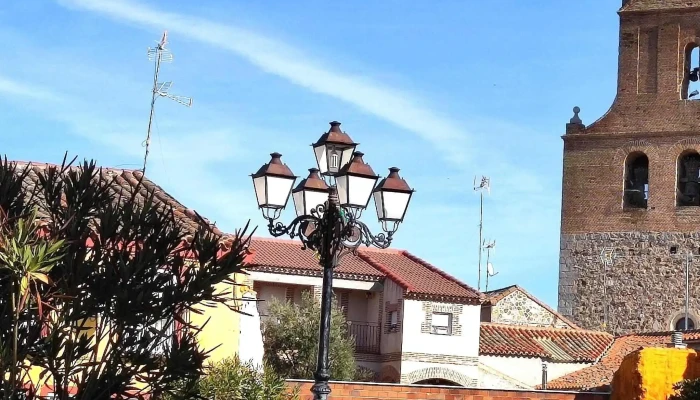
[492,291,569,328]
[559,232,700,334]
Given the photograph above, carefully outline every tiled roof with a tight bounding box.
[479,323,613,362]
[247,237,384,279]
[12,161,221,236]
[244,237,482,302]
[363,249,482,301]
[545,330,700,391]
[484,285,581,329]
[620,0,700,12]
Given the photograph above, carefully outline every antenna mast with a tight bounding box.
[474,176,490,291]
[143,30,193,175]
[484,240,497,291]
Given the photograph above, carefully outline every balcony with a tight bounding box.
[348,321,380,354]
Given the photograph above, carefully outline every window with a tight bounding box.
[623,152,649,208]
[388,311,398,332]
[330,151,339,169]
[678,151,700,206]
[431,313,452,335]
[685,45,700,99]
[676,317,696,331]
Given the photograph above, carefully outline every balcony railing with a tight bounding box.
[348,321,380,354]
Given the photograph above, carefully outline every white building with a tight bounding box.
[243,237,483,386]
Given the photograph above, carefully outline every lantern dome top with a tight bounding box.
[252,152,295,178]
[312,121,357,146]
[293,168,329,193]
[374,167,413,192]
[341,151,377,178]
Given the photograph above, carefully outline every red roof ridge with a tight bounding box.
[481,322,612,337]
[250,236,307,245]
[356,246,403,254]
[616,329,700,338]
[400,250,483,300]
[11,159,139,173]
[356,251,411,290]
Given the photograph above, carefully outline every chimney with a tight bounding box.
[672,331,687,349]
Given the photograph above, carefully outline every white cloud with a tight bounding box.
[56,0,472,166]
[0,75,63,102]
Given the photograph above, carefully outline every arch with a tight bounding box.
[676,317,695,331]
[402,367,474,388]
[677,150,700,206]
[682,41,700,99]
[623,152,649,209]
[668,311,700,331]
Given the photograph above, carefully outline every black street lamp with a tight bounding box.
[251,121,414,400]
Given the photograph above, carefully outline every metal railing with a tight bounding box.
[348,321,380,354]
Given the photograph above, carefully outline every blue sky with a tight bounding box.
[0,0,620,308]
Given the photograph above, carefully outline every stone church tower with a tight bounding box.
[559,0,700,334]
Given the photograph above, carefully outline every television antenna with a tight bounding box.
[474,176,491,290]
[484,240,497,291]
[143,30,193,174]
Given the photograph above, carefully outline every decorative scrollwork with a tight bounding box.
[266,198,394,268]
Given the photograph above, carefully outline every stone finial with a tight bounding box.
[566,106,585,134]
[570,106,583,124]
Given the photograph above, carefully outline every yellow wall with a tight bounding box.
[612,347,700,400]
[190,272,245,364]
[20,272,248,393]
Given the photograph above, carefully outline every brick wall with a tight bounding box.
[558,3,700,333]
[286,381,610,400]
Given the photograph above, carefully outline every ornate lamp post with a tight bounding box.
[251,121,414,399]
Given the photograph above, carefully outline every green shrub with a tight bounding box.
[671,379,700,400]
[163,356,300,400]
[262,291,356,381]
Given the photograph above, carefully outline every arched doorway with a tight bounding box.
[403,367,475,387]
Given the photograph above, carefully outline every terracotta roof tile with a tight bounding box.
[484,285,581,329]
[545,330,700,391]
[479,323,613,362]
[244,237,482,302]
[12,161,219,236]
[246,237,384,279]
[361,249,481,302]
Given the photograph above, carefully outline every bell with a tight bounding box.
[690,68,699,82]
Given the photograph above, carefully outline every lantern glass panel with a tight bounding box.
[314,144,327,174]
[266,176,295,208]
[337,174,377,208]
[374,190,411,221]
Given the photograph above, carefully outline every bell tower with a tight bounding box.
[559,0,700,334]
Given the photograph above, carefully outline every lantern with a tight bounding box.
[251,153,297,218]
[292,168,330,216]
[312,121,357,176]
[336,152,379,211]
[373,167,413,223]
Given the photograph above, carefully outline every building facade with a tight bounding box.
[244,237,484,387]
[559,0,700,334]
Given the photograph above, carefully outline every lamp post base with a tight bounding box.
[310,379,331,400]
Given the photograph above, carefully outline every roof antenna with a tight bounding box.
[143,30,193,175]
[474,176,491,291]
[484,240,497,292]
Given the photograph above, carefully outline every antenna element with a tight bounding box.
[143,30,193,174]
